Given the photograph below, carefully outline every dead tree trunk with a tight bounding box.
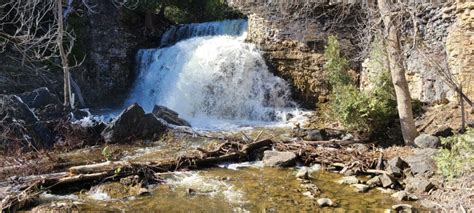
[56,0,73,109]
[377,0,418,145]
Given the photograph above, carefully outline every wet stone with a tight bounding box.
[392,204,414,213]
[262,151,297,167]
[316,198,334,207]
[391,191,418,201]
[366,176,382,187]
[296,168,310,180]
[309,164,322,173]
[337,176,359,185]
[351,184,370,193]
[376,187,396,194]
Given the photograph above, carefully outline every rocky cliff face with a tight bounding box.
[446,3,474,101]
[361,3,459,103]
[74,0,171,107]
[229,1,362,108]
[229,1,473,106]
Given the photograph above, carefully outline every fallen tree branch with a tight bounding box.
[300,140,366,146]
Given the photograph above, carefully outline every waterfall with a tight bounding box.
[160,19,248,47]
[126,19,298,129]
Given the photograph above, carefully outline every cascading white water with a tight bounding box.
[126,19,300,129]
[160,19,248,47]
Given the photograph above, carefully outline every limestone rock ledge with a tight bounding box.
[446,2,474,101]
[229,1,362,107]
[230,1,472,106]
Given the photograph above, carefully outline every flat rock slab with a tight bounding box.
[352,184,369,192]
[337,176,360,185]
[405,176,435,193]
[263,151,297,167]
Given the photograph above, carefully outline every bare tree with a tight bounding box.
[376,0,418,145]
[0,0,86,108]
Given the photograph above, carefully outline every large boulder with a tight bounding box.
[414,134,441,148]
[404,176,435,194]
[380,173,398,188]
[403,148,438,177]
[152,105,191,127]
[303,129,324,141]
[0,95,38,124]
[262,151,297,167]
[18,87,61,109]
[386,157,409,177]
[0,95,53,150]
[101,104,167,143]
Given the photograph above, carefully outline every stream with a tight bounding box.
[64,167,403,212]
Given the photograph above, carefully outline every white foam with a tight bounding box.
[39,192,78,201]
[87,190,111,201]
[165,172,247,205]
[124,20,307,130]
[219,161,264,170]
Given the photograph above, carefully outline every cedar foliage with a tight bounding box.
[325,35,397,138]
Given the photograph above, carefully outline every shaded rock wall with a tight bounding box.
[0,0,171,107]
[73,0,171,107]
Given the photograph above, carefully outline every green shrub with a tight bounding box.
[324,36,352,86]
[325,35,397,137]
[330,84,397,136]
[434,129,474,179]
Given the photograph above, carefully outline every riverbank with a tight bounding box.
[1,122,472,211]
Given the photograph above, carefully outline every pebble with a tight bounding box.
[391,191,418,201]
[309,164,322,173]
[392,204,413,213]
[317,198,334,207]
[302,191,314,198]
[376,187,396,194]
[352,184,370,193]
[296,168,310,180]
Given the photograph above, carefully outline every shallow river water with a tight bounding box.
[43,167,419,212]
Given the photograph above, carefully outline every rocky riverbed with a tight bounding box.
[0,121,454,212]
[0,87,472,212]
